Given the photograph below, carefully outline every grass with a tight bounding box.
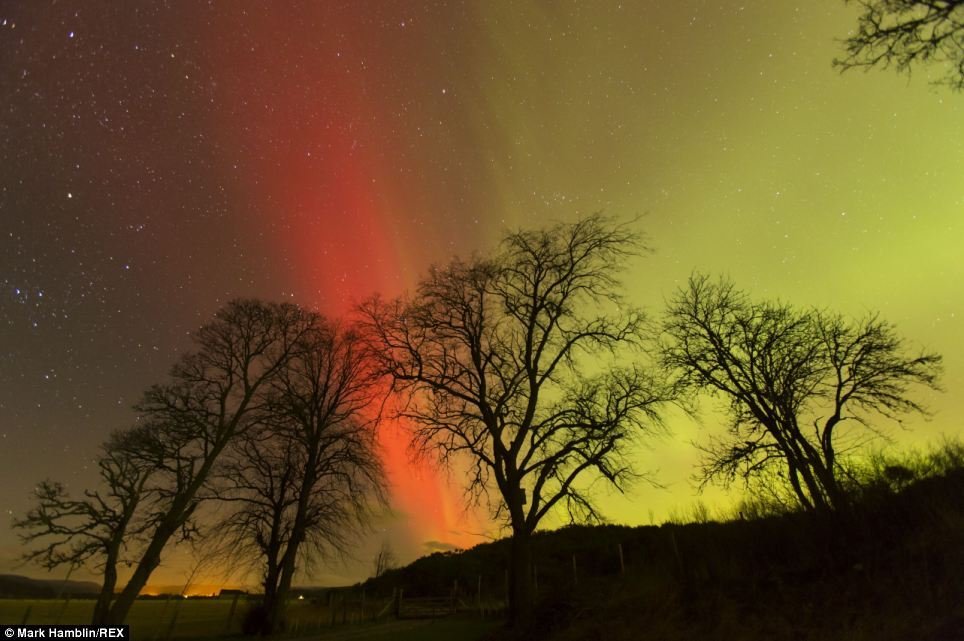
[291,618,500,641]
[0,599,497,641]
[354,618,498,641]
[0,598,270,638]
[0,599,98,626]
[0,599,241,637]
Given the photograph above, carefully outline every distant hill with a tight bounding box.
[0,574,100,598]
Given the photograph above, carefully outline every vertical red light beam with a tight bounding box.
[198,4,479,552]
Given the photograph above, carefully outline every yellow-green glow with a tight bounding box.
[4,1,961,590]
[429,1,963,527]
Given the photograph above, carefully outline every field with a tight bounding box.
[0,598,498,641]
[0,596,398,634]
[2,598,241,637]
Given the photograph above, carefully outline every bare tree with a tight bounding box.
[372,541,397,578]
[14,427,154,625]
[359,215,671,622]
[835,0,964,90]
[103,299,315,625]
[215,318,385,634]
[661,274,942,513]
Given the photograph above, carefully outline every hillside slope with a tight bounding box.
[364,469,963,641]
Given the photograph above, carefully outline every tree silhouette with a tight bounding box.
[373,541,398,579]
[661,275,942,513]
[835,0,964,90]
[215,318,385,635]
[359,215,671,623]
[14,427,154,625]
[103,299,315,625]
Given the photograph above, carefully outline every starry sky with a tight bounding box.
[1,1,962,590]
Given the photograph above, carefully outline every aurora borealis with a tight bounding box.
[1,1,962,589]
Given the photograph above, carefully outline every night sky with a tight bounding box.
[1,1,962,590]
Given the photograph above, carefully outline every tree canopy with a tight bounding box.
[661,274,942,512]
[104,300,317,624]
[360,214,672,621]
[836,0,964,90]
[14,427,154,625]
[215,318,385,634]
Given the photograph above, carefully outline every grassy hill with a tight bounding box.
[362,465,964,641]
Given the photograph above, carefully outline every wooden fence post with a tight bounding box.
[618,543,625,574]
[572,554,578,586]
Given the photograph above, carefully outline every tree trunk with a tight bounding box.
[259,558,282,636]
[812,457,846,512]
[264,449,316,633]
[799,460,831,512]
[267,528,303,634]
[783,434,832,513]
[256,522,287,634]
[507,529,533,626]
[93,486,141,626]
[105,445,218,624]
[104,529,169,625]
[104,494,199,626]
[260,593,278,634]
[263,570,290,636]
[91,561,117,626]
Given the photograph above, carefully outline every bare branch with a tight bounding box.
[661,274,942,512]
[834,0,964,90]
[358,214,670,622]
[211,317,386,634]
